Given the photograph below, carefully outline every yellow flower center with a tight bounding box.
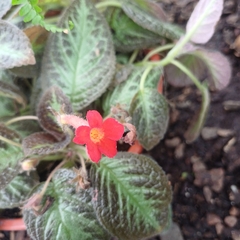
[90,128,104,143]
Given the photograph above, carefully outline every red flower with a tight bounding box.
[73,110,124,163]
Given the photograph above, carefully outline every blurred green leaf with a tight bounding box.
[130,88,169,150]
[90,152,172,240]
[23,169,111,240]
[0,172,39,208]
[40,0,115,111]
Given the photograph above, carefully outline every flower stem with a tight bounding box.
[142,44,174,62]
[170,59,203,91]
[95,0,122,10]
[139,66,153,91]
[0,136,21,148]
[39,160,67,197]
[5,116,39,126]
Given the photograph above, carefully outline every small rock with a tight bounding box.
[175,143,185,159]
[207,213,222,225]
[165,137,181,148]
[170,108,180,124]
[229,207,239,216]
[232,230,240,240]
[217,129,234,137]
[224,216,238,227]
[201,127,218,140]
[209,168,225,192]
[191,157,206,172]
[203,186,212,203]
[229,158,240,172]
[224,137,236,153]
[223,100,240,111]
[215,223,224,235]
[160,222,184,240]
[231,35,240,57]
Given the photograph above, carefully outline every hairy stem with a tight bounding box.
[95,0,122,10]
[142,44,175,62]
[0,136,21,148]
[129,50,139,64]
[139,66,153,91]
[39,160,67,197]
[5,116,39,126]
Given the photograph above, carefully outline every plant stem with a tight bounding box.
[170,59,203,91]
[139,66,153,91]
[5,116,39,126]
[129,50,139,64]
[142,44,175,62]
[159,0,217,66]
[0,136,21,148]
[39,160,67,197]
[95,0,122,10]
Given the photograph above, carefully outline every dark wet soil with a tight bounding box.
[151,0,240,239]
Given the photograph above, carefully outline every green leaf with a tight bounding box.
[106,8,161,52]
[130,88,169,150]
[90,152,172,240]
[0,124,23,190]
[0,20,36,69]
[122,1,184,41]
[102,65,162,115]
[0,172,39,209]
[40,0,115,111]
[22,132,72,156]
[37,86,73,141]
[23,169,111,240]
[0,0,11,19]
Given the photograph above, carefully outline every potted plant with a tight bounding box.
[0,0,230,239]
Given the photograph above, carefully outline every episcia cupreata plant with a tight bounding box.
[0,0,230,239]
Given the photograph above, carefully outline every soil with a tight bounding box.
[1,0,240,240]
[150,0,240,239]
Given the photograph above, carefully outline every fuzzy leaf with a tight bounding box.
[106,8,161,52]
[23,169,111,240]
[0,0,11,19]
[22,132,71,156]
[0,20,35,68]
[165,46,231,90]
[186,0,223,44]
[103,65,162,114]
[40,0,115,111]
[37,86,73,141]
[195,49,231,90]
[8,120,40,138]
[0,124,23,190]
[0,172,39,209]
[90,152,172,240]
[130,88,169,150]
[0,80,26,107]
[122,1,184,41]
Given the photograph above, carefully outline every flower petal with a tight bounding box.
[102,118,124,140]
[86,141,102,163]
[73,126,90,145]
[86,110,103,128]
[98,138,117,158]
